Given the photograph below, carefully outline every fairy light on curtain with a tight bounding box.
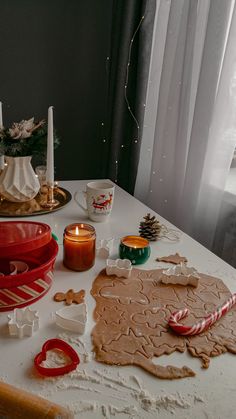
[100,55,111,146]
[113,13,146,183]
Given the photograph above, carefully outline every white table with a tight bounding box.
[1,180,236,419]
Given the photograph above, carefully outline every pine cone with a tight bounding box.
[139,213,161,241]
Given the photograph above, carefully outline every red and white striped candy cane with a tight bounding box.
[168,293,236,336]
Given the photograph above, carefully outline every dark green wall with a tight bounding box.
[0,0,113,180]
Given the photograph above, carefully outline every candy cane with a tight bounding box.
[168,293,236,336]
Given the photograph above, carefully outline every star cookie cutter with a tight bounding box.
[96,238,114,258]
[161,263,200,287]
[106,258,132,279]
[55,303,87,334]
[8,307,39,338]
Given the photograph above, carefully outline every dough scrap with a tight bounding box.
[156,253,188,264]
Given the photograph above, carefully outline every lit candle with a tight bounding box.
[46,106,54,186]
[0,101,4,170]
[63,223,96,271]
[119,235,150,265]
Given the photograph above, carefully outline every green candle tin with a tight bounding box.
[119,235,150,265]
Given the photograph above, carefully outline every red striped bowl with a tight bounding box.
[0,238,58,311]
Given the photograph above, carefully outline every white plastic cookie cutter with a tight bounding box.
[0,260,29,276]
[106,258,132,279]
[96,238,114,258]
[10,261,29,275]
[8,307,39,338]
[55,303,87,334]
[161,263,200,287]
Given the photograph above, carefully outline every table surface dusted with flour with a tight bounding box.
[0,179,236,419]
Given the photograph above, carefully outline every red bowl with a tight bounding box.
[0,238,58,312]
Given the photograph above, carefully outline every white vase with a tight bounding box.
[0,156,40,202]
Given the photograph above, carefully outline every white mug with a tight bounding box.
[74,181,115,222]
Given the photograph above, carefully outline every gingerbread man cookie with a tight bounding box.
[54,289,85,305]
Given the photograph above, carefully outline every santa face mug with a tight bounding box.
[74,181,115,222]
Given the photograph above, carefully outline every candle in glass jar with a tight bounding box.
[119,235,150,265]
[63,223,96,271]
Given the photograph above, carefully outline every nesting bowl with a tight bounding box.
[0,221,58,311]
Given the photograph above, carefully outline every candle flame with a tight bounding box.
[75,226,79,236]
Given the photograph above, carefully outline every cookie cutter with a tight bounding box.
[0,260,29,276]
[8,307,39,338]
[55,303,87,334]
[161,263,200,287]
[34,338,80,377]
[10,261,29,275]
[106,258,132,279]
[96,238,114,258]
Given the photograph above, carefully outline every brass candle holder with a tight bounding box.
[40,184,59,209]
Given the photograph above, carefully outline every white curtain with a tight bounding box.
[135,0,236,253]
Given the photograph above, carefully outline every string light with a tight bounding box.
[101,121,106,145]
[112,13,146,184]
[124,15,145,145]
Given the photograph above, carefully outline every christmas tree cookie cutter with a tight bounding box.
[106,258,132,279]
[8,307,39,338]
[55,303,87,334]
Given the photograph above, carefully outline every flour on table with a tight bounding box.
[57,332,92,363]
[36,358,204,417]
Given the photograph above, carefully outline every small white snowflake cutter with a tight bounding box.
[8,307,39,338]
[106,258,132,279]
[55,303,87,334]
[96,238,114,258]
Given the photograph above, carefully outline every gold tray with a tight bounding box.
[0,187,72,217]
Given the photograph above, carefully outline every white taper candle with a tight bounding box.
[0,101,5,170]
[46,106,54,186]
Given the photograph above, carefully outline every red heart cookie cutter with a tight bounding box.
[34,338,80,376]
